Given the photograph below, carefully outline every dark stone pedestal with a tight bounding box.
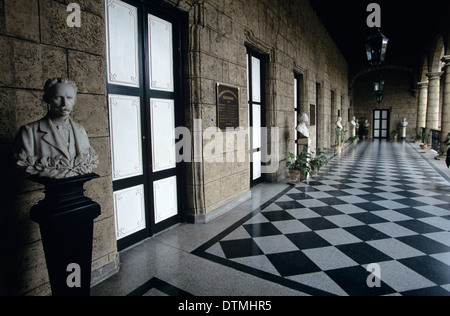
[29,173,101,296]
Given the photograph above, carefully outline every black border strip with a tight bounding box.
[128,277,193,296]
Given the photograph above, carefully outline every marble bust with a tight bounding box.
[15,78,98,179]
[400,118,408,139]
[296,113,310,138]
[401,118,408,127]
[336,117,343,130]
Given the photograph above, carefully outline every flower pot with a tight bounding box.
[420,144,428,150]
[288,169,300,184]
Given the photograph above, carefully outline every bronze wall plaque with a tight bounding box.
[217,83,240,130]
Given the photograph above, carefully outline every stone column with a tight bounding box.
[441,56,450,147]
[426,71,444,130]
[416,81,428,136]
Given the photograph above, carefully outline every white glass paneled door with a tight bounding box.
[247,50,265,186]
[105,0,185,250]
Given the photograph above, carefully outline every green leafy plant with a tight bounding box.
[350,135,359,143]
[390,128,399,138]
[421,128,430,144]
[310,148,329,174]
[285,151,312,179]
[341,125,348,143]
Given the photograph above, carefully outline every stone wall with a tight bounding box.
[180,0,349,217]
[0,0,118,295]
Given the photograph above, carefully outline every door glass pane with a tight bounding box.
[382,111,388,119]
[294,78,298,109]
[154,176,178,224]
[374,111,380,119]
[109,95,143,180]
[148,14,174,92]
[150,98,176,172]
[253,151,262,180]
[374,120,380,129]
[381,130,387,138]
[374,130,380,138]
[106,0,139,87]
[252,104,261,149]
[252,57,261,102]
[382,120,387,129]
[114,185,146,240]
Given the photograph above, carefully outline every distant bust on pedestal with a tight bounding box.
[401,118,408,139]
[296,113,310,138]
[336,117,343,130]
[15,78,98,179]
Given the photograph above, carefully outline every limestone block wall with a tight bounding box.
[175,0,349,216]
[0,0,118,295]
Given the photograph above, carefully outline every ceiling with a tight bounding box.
[309,0,450,77]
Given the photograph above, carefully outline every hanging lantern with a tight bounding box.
[366,28,389,67]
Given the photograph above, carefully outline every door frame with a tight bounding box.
[373,109,390,139]
[247,48,266,187]
[106,0,187,251]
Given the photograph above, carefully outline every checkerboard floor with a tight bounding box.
[193,140,450,296]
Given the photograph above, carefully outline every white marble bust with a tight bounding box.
[296,113,310,138]
[336,117,343,130]
[15,78,98,179]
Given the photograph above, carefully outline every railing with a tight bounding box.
[431,129,441,153]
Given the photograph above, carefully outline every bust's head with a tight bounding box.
[300,113,309,124]
[43,78,78,120]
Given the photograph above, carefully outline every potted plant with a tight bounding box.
[361,122,369,140]
[286,152,300,183]
[334,129,341,153]
[438,133,450,157]
[296,150,312,180]
[420,128,430,149]
[310,148,329,175]
[340,125,348,147]
[285,151,312,183]
[391,128,399,140]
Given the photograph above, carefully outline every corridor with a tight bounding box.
[92,140,450,296]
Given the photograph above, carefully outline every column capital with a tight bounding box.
[441,55,450,69]
[426,71,444,80]
[417,81,429,87]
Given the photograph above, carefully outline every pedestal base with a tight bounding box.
[30,173,101,296]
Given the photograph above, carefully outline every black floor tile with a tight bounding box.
[243,222,282,237]
[325,266,396,296]
[300,217,339,231]
[349,212,389,225]
[343,225,390,241]
[396,220,444,234]
[396,235,450,254]
[399,256,450,285]
[262,210,296,222]
[267,251,321,277]
[286,231,331,250]
[220,239,264,259]
[275,201,303,210]
[336,242,393,265]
